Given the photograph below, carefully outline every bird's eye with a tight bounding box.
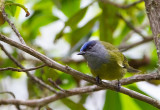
[88,46,92,50]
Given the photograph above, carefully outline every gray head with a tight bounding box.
[77,40,110,69]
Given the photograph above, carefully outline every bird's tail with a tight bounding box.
[127,67,140,73]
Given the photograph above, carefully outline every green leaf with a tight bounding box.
[127,84,159,110]
[120,92,141,110]
[5,1,17,16]
[54,6,88,41]
[114,21,130,45]
[58,73,76,89]
[56,0,81,17]
[99,3,119,43]
[103,90,122,110]
[65,15,99,47]
[61,98,86,110]
[65,6,88,29]
[35,66,59,83]
[14,0,25,18]
[22,10,58,40]
[33,0,53,12]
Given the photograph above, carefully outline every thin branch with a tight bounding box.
[119,36,153,52]
[1,10,26,45]
[0,34,160,108]
[118,14,146,39]
[0,91,21,110]
[5,3,30,17]
[120,23,149,46]
[99,0,143,9]
[0,64,46,72]
[48,78,66,92]
[0,43,57,93]
[114,72,160,85]
[0,91,16,98]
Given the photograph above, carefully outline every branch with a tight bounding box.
[0,43,57,93]
[1,10,26,44]
[4,3,30,17]
[0,72,160,108]
[144,0,160,64]
[0,34,160,108]
[0,64,46,72]
[115,72,160,85]
[119,36,153,52]
[118,14,146,39]
[99,0,143,9]
[120,23,149,46]
[0,91,21,110]
[48,78,66,92]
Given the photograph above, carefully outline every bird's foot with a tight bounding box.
[116,80,121,92]
[95,76,102,84]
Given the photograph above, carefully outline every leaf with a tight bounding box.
[65,6,88,29]
[5,1,17,16]
[99,3,119,43]
[33,0,53,12]
[114,21,130,45]
[58,73,76,89]
[65,15,99,47]
[127,84,159,110]
[103,90,122,110]
[35,66,59,83]
[54,6,89,41]
[120,92,141,110]
[14,0,25,18]
[22,10,58,40]
[56,0,81,17]
[61,98,86,110]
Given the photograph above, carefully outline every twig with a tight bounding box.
[118,14,146,39]
[115,72,160,85]
[0,34,160,108]
[99,0,143,9]
[0,43,57,93]
[120,23,149,46]
[48,78,66,92]
[0,91,16,98]
[5,3,30,17]
[1,10,26,45]
[0,64,46,72]
[119,36,153,52]
[0,91,21,110]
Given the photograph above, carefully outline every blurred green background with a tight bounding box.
[0,0,159,110]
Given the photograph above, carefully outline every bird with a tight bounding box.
[77,40,140,86]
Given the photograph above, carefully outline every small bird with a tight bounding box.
[77,40,139,85]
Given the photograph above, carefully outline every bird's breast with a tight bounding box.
[87,56,109,70]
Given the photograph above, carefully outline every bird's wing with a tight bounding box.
[107,49,125,68]
[100,41,125,67]
[100,41,140,73]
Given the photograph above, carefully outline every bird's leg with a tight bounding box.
[117,79,121,91]
[95,76,101,84]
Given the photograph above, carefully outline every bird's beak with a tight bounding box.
[77,51,85,55]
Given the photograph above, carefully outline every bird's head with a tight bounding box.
[77,40,97,56]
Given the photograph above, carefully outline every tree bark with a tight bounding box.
[144,0,160,64]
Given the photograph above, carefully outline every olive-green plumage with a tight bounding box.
[78,40,139,81]
[91,41,139,80]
